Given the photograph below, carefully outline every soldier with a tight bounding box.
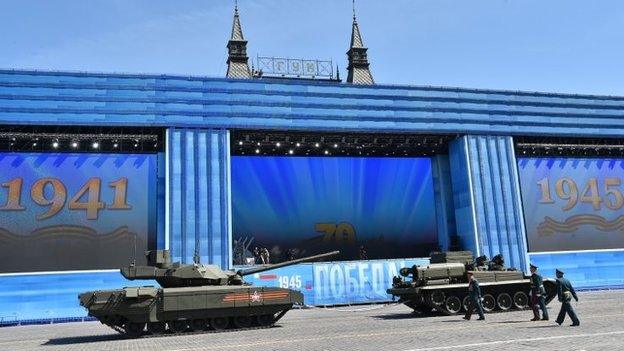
[529,263,549,321]
[260,247,270,264]
[252,247,260,264]
[555,269,580,326]
[488,254,505,271]
[358,245,368,260]
[463,271,485,321]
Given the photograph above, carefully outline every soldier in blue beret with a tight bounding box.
[529,263,549,321]
[555,269,580,326]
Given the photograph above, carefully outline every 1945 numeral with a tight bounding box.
[537,177,623,211]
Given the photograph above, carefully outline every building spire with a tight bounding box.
[346,1,374,84]
[226,1,251,78]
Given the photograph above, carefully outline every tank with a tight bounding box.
[387,251,557,316]
[79,250,339,337]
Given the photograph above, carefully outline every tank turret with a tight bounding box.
[120,250,339,288]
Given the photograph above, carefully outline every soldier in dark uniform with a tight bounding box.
[488,254,505,271]
[555,269,580,326]
[463,271,485,321]
[529,263,549,321]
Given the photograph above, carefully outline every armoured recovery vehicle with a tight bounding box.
[79,250,339,337]
[387,251,557,315]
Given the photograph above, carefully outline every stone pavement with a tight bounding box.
[0,290,622,351]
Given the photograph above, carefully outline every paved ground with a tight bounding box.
[1,290,622,351]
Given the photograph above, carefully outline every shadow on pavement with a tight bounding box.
[524,325,560,329]
[43,334,124,346]
[374,313,442,320]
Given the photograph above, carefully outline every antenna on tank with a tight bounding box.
[132,232,137,266]
[194,232,200,265]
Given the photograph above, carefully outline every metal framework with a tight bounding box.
[514,136,624,157]
[231,130,454,157]
[256,56,334,80]
[0,126,164,153]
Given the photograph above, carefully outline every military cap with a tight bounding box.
[556,268,564,275]
[529,263,538,269]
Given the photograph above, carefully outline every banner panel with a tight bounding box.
[240,258,429,305]
[0,153,157,273]
[231,156,438,261]
[517,157,624,252]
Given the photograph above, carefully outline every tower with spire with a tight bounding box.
[226,2,251,79]
[346,2,374,85]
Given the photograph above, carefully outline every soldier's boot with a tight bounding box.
[531,307,540,321]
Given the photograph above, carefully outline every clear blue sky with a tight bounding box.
[1,0,623,95]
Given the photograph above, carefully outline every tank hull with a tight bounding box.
[79,285,303,336]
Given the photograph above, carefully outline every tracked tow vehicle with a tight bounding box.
[79,250,338,337]
[387,251,557,316]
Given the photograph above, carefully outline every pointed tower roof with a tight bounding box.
[346,7,374,85]
[350,17,364,48]
[226,2,251,79]
[231,5,244,41]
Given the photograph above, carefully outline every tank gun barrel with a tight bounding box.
[237,250,340,276]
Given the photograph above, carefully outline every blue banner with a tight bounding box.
[0,152,157,273]
[242,258,429,305]
[518,157,624,252]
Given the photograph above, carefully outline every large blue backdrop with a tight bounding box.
[231,156,438,260]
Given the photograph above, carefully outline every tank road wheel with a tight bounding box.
[496,293,513,311]
[169,320,188,333]
[481,294,496,312]
[210,317,229,330]
[513,291,529,309]
[444,296,462,315]
[147,322,166,335]
[462,296,471,312]
[190,319,209,332]
[233,316,252,329]
[428,291,446,306]
[257,314,274,327]
[123,322,145,338]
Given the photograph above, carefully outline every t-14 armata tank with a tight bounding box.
[387,251,557,316]
[79,250,339,337]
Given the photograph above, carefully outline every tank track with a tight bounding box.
[105,310,288,338]
[434,304,531,315]
[406,288,546,317]
[107,321,276,338]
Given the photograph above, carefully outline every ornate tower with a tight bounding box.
[346,10,374,84]
[226,3,251,79]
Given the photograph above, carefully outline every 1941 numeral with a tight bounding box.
[0,177,131,220]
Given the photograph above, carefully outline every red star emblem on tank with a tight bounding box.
[250,290,262,302]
